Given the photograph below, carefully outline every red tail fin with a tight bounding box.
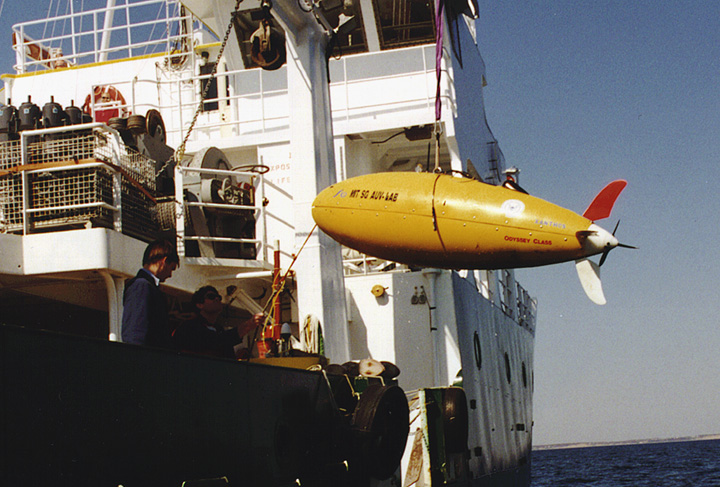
[582,180,627,221]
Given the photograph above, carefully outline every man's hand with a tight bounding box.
[238,312,266,338]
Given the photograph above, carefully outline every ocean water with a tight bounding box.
[531,439,720,486]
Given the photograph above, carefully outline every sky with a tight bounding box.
[475,1,720,446]
[1,1,718,447]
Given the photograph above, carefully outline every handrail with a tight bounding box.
[173,164,269,262]
[74,44,452,148]
[17,160,123,234]
[12,0,191,73]
[340,249,535,329]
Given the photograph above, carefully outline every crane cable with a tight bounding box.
[433,0,445,173]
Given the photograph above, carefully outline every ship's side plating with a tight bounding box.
[452,273,535,484]
[342,264,534,485]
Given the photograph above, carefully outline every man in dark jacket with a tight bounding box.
[172,285,264,359]
[121,238,180,347]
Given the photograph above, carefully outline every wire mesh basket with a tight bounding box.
[0,139,22,171]
[30,166,114,227]
[0,173,22,232]
[0,128,158,240]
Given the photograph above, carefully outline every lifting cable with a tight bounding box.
[433,0,445,173]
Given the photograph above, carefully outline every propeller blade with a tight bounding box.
[598,219,635,267]
[575,258,606,305]
[598,248,610,267]
[583,180,627,221]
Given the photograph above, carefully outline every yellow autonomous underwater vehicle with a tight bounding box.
[312,172,634,305]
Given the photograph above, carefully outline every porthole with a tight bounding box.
[504,352,511,384]
[473,331,482,370]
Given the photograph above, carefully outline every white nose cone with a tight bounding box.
[584,224,618,256]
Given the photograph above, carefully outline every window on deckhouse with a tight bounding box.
[372,0,436,49]
[324,0,368,54]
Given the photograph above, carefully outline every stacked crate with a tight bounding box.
[0,129,158,241]
[0,140,23,233]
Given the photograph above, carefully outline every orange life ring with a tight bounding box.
[82,85,130,124]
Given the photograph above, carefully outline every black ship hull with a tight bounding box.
[1,325,407,487]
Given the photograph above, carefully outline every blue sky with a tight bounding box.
[476,1,720,445]
[2,1,718,446]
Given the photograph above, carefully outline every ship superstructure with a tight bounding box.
[0,0,536,485]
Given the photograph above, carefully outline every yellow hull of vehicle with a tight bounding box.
[312,172,594,269]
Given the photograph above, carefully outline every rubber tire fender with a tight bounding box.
[145,109,166,144]
[442,387,469,453]
[351,384,410,480]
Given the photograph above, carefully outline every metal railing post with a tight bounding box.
[174,164,186,257]
[20,132,29,234]
[258,172,267,263]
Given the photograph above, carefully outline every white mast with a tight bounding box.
[99,0,117,62]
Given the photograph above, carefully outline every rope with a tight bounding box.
[248,224,319,355]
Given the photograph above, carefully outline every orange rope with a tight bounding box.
[249,224,318,353]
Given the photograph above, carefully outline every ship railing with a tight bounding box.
[341,250,539,330]
[12,0,191,74]
[475,271,494,303]
[0,123,156,239]
[342,251,408,275]
[182,44,454,141]
[81,43,455,148]
[329,45,457,129]
[80,68,287,149]
[172,165,270,263]
[256,179,296,263]
[469,267,536,331]
[499,269,515,319]
[516,281,537,334]
[162,70,291,145]
[11,3,458,141]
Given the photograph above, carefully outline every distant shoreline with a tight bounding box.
[534,433,720,451]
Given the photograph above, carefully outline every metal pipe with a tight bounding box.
[422,267,443,387]
[99,0,117,63]
[100,270,121,341]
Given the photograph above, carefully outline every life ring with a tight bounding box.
[473,331,482,369]
[82,85,129,124]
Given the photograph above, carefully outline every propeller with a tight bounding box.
[575,179,636,305]
[598,220,637,267]
[576,235,637,305]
